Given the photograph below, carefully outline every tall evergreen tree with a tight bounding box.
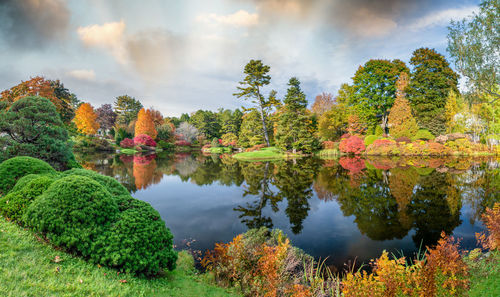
[275,77,317,153]
[234,60,279,146]
[408,48,459,135]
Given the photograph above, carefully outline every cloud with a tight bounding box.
[77,21,184,82]
[67,69,96,81]
[197,10,259,27]
[347,8,397,38]
[408,6,478,31]
[0,0,70,48]
[77,21,128,64]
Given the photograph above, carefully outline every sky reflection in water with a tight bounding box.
[76,152,499,269]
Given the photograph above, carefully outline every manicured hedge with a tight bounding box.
[61,168,129,197]
[0,174,57,222]
[0,157,56,195]
[23,175,120,256]
[1,157,177,275]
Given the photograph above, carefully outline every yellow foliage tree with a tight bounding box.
[135,108,158,139]
[74,103,99,135]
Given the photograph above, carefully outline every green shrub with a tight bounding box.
[364,135,378,146]
[23,175,119,257]
[158,140,175,151]
[0,175,57,222]
[93,199,177,275]
[412,129,435,141]
[61,168,129,197]
[0,157,56,195]
[374,125,384,136]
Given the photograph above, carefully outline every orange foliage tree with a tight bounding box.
[135,108,158,139]
[149,108,164,127]
[388,72,419,138]
[74,103,100,135]
[311,92,335,116]
[0,76,74,123]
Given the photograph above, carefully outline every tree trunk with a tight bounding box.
[259,104,270,147]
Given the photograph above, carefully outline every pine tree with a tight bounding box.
[135,108,158,139]
[275,77,317,153]
[388,72,419,138]
[74,103,100,135]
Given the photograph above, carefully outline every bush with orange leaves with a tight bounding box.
[342,232,469,297]
[476,203,500,251]
[202,227,313,297]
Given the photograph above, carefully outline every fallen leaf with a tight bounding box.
[53,256,62,263]
[119,279,127,283]
[79,279,83,284]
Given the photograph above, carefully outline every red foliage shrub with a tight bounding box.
[322,140,336,149]
[202,144,211,150]
[339,135,365,154]
[175,140,191,146]
[119,138,135,148]
[133,134,157,147]
[366,139,398,156]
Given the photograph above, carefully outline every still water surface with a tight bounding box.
[76,152,499,270]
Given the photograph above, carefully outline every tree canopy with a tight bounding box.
[114,95,143,126]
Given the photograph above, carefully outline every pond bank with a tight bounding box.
[0,216,239,297]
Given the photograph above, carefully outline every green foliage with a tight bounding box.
[94,199,177,274]
[444,90,466,133]
[413,129,435,141]
[72,135,114,152]
[234,60,280,146]
[275,77,318,153]
[114,95,143,126]
[219,108,243,136]
[189,110,221,139]
[158,140,175,151]
[0,174,57,222]
[388,96,419,138]
[447,0,499,104]
[318,104,348,141]
[156,123,175,141]
[61,168,129,197]
[408,48,459,135]
[238,110,267,147]
[23,175,119,256]
[348,59,409,130]
[364,135,379,146]
[0,96,75,170]
[0,156,56,195]
[114,127,133,145]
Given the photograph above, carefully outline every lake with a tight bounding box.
[75,152,499,271]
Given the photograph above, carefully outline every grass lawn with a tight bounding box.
[233,146,299,161]
[207,147,232,154]
[119,148,138,155]
[0,216,239,297]
[466,249,500,297]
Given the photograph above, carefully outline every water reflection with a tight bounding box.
[75,152,499,267]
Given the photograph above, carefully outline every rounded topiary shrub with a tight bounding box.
[413,129,435,141]
[0,174,57,222]
[0,156,56,195]
[61,168,129,197]
[93,199,177,275]
[23,175,119,256]
[364,135,378,146]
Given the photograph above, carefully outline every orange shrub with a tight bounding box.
[245,144,266,152]
[322,140,336,149]
[476,203,500,250]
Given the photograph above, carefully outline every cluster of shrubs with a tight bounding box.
[334,129,492,157]
[204,203,500,297]
[72,135,114,152]
[0,156,177,276]
[245,143,266,152]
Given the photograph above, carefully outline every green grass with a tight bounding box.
[119,148,138,155]
[232,146,293,161]
[466,249,500,297]
[0,216,239,297]
[207,147,232,154]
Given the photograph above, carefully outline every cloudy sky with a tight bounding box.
[0,0,480,116]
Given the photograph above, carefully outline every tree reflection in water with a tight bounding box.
[74,151,499,250]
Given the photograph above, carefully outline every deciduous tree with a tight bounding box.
[318,104,348,140]
[74,103,100,135]
[408,48,459,135]
[311,92,335,116]
[96,104,116,133]
[135,108,158,139]
[448,0,499,104]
